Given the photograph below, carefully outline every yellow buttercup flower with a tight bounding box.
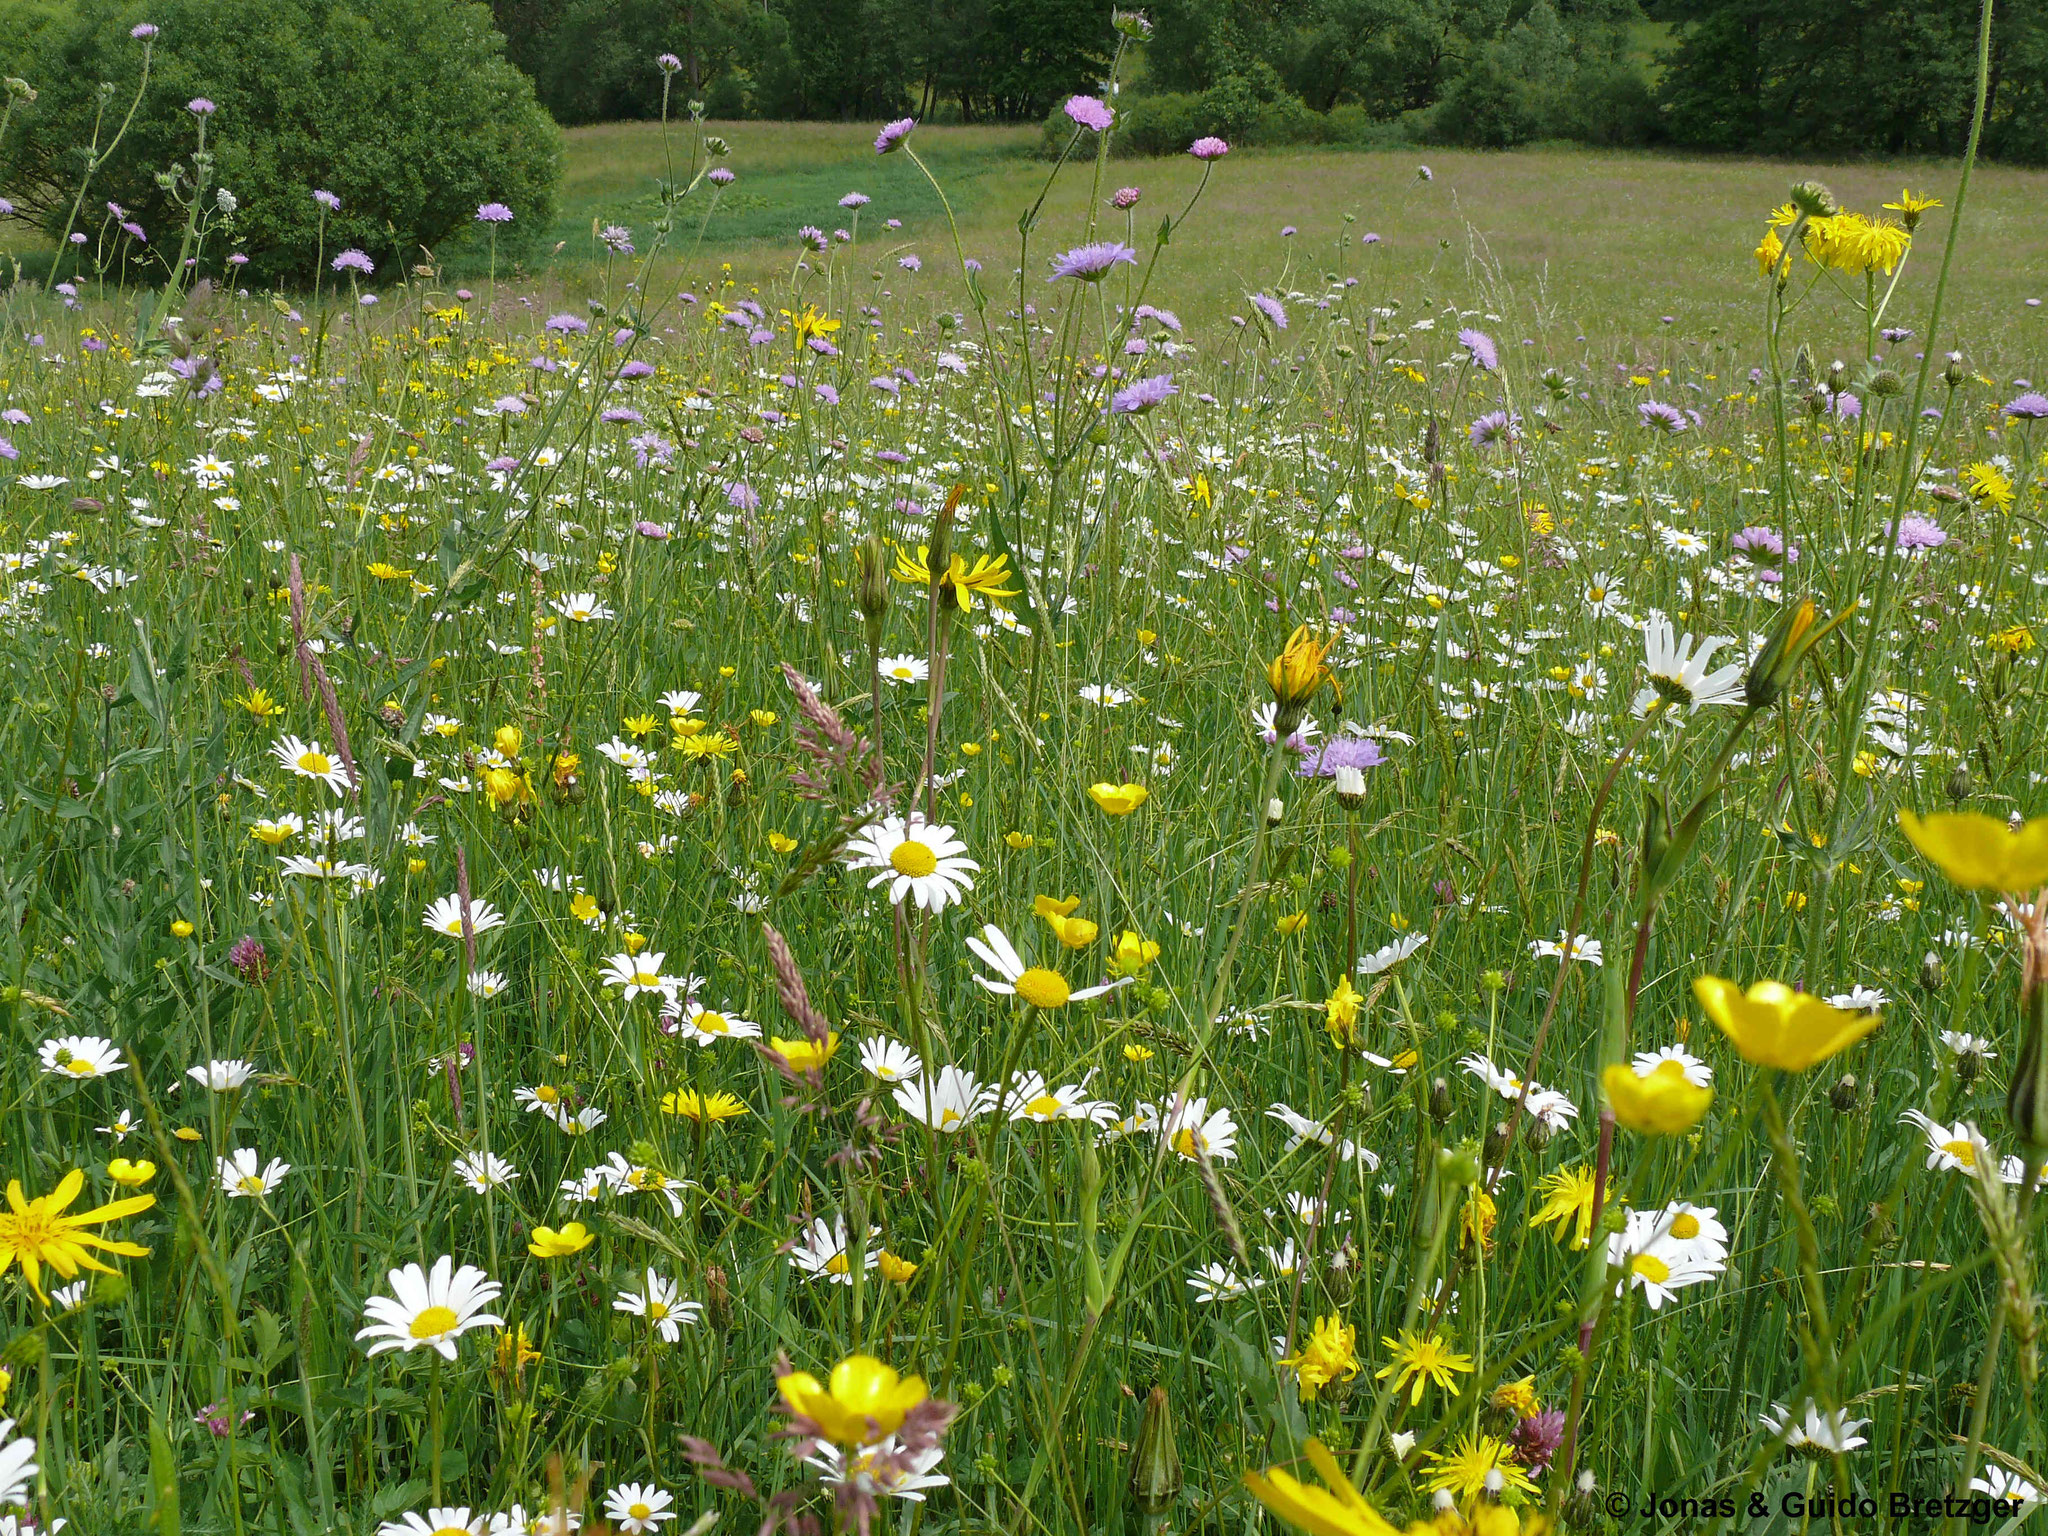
[0,1170,155,1301]
[770,1032,841,1075]
[1088,782,1149,816]
[768,831,798,853]
[107,1159,157,1189]
[1123,1043,1155,1063]
[1003,831,1035,849]
[1693,976,1880,1071]
[1899,809,2048,892]
[1277,1313,1359,1402]
[776,1354,928,1448]
[877,1250,919,1283]
[1603,1060,1713,1134]
[1107,930,1160,978]
[528,1222,595,1258]
[1276,910,1309,936]
[1034,894,1098,949]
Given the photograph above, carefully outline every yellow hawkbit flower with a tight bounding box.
[1967,462,2015,509]
[0,1170,155,1301]
[1277,1313,1360,1402]
[1529,1165,1601,1250]
[1375,1329,1474,1407]
[235,686,282,720]
[1324,975,1363,1048]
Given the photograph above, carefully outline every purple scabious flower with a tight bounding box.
[617,359,656,379]
[707,166,734,185]
[545,312,589,334]
[1361,231,1381,244]
[1298,736,1386,779]
[1112,373,1177,415]
[870,375,901,395]
[600,406,643,425]
[876,448,910,464]
[0,198,12,218]
[1049,241,1136,282]
[1457,327,1498,371]
[656,52,682,72]
[2004,392,2048,420]
[796,224,827,252]
[1830,391,1861,420]
[725,480,759,512]
[1469,409,1519,449]
[1110,186,1141,209]
[312,188,340,211]
[1188,136,1230,160]
[188,97,216,115]
[1638,399,1689,433]
[635,518,671,537]
[814,383,839,405]
[1064,94,1114,132]
[1891,514,1948,551]
[331,248,373,275]
[874,117,916,154]
[898,254,922,273]
[1248,292,1287,330]
[1136,304,1181,334]
[0,438,16,462]
[839,191,869,209]
[131,22,159,38]
[121,221,147,243]
[476,201,514,223]
[599,224,634,253]
[1280,224,1296,236]
[1732,525,1784,559]
[486,455,519,471]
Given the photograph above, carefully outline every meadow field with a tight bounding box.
[4,80,2048,1536]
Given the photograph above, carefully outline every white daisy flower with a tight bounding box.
[549,591,615,624]
[1760,1400,1869,1454]
[859,1036,922,1083]
[843,815,978,912]
[452,1152,518,1192]
[1158,1096,1238,1162]
[354,1256,504,1360]
[894,1064,996,1133]
[1606,1208,1725,1309]
[39,1035,122,1079]
[672,999,761,1046]
[787,1214,880,1285]
[1003,1070,1116,1124]
[218,1148,291,1198]
[271,734,354,794]
[378,1511,486,1536]
[1630,1045,1712,1087]
[612,1270,701,1344]
[187,1059,256,1091]
[598,950,676,1002]
[1633,612,1745,714]
[804,1438,950,1502]
[0,1420,38,1507]
[966,924,1127,1010]
[423,894,507,939]
[1186,1263,1260,1303]
[877,654,930,685]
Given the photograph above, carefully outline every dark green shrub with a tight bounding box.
[0,0,561,286]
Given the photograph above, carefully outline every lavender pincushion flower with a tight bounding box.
[1298,737,1385,779]
[312,188,340,211]
[1638,399,1689,433]
[874,117,916,154]
[2005,392,2048,420]
[796,225,827,252]
[1112,374,1177,415]
[840,191,869,208]
[1891,514,1948,551]
[1064,94,1114,132]
[331,248,373,275]
[131,22,159,38]
[1049,241,1136,283]
[475,202,514,223]
[1457,327,1498,371]
[1469,409,1519,449]
[1110,186,1141,209]
[1248,292,1287,330]
[707,166,734,185]
[1188,136,1229,160]
[188,97,216,115]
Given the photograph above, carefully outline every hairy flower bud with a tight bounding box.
[1943,351,1968,389]
[1789,180,1840,218]
[1920,951,1945,994]
[1126,1385,1182,1515]
[1429,1076,1452,1125]
[1829,1074,1859,1114]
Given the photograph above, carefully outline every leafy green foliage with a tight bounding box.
[0,0,561,283]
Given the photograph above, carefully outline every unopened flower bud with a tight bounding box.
[1829,1074,1859,1114]
[855,533,891,642]
[4,77,35,102]
[1956,1046,1982,1087]
[1868,368,1904,398]
[1333,764,1367,806]
[1789,180,1840,218]
[1920,951,1945,994]
[1943,351,1968,389]
[1946,760,1971,805]
[1266,797,1284,826]
[1126,1384,1182,1516]
[1483,1119,1510,1166]
[2006,992,2048,1149]
[1429,1076,1452,1125]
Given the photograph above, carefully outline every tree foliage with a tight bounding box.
[0,0,562,283]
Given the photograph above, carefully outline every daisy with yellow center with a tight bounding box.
[675,999,762,1046]
[354,1256,504,1360]
[843,814,978,911]
[966,924,1127,1010]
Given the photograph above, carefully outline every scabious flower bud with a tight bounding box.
[1943,351,1968,388]
[1868,368,1905,398]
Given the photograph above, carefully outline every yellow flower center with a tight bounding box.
[1173,1127,1203,1159]
[939,1107,962,1127]
[1587,587,1606,603]
[1024,1093,1064,1120]
[64,1058,98,1076]
[238,1176,265,1195]
[698,1012,729,1034]
[890,839,939,878]
[825,1251,850,1275]
[434,1527,473,1536]
[0,1209,59,1254]
[646,1301,669,1321]
[1669,1213,1700,1240]
[1943,1138,1977,1167]
[409,1305,460,1339]
[1630,1253,1671,1284]
[629,1506,651,1522]
[1014,967,1071,1009]
[297,751,332,775]
[535,1086,559,1104]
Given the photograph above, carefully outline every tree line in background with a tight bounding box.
[493,0,2048,159]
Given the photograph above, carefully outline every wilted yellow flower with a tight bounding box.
[1276,910,1309,936]
[1267,624,1336,715]
[776,1354,928,1448]
[493,724,524,757]
[1693,976,1880,1071]
[1990,625,2036,655]
[1604,1060,1713,1134]
[1277,1313,1359,1402]
[1460,1185,1497,1251]
[1900,809,2048,892]
[1324,975,1363,1047]
[1491,1376,1541,1419]
[235,686,282,720]
[1088,782,1149,816]
[878,1250,919,1283]
[1754,227,1789,281]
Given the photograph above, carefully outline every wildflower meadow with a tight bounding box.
[4,9,2048,1536]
